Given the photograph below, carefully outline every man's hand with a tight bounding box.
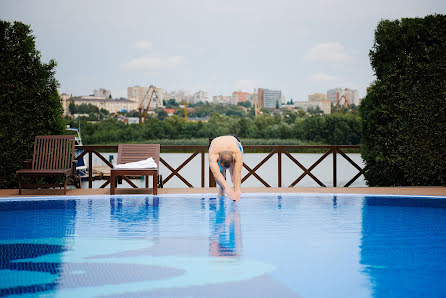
[233,189,241,202]
[226,188,241,202]
[225,187,236,201]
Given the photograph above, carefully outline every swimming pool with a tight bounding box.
[1,194,445,297]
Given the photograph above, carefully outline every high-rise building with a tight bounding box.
[128,85,164,109]
[94,88,111,98]
[193,90,210,103]
[213,95,233,105]
[232,91,250,103]
[257,88,265,108]
[60,93,71,116]
[260,89,282,109]
[308,93,327,102]
[327,88,360,106]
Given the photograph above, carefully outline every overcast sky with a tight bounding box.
[1,0,445,101]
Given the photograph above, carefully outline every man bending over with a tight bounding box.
[209,135,243,202]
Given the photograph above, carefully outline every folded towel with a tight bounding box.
[114,157,157,169]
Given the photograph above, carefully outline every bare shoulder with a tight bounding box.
[233,150,243,161]
[209,151,218,162]
[209,136,236,153]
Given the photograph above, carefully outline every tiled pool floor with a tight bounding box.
[1,194,446,297]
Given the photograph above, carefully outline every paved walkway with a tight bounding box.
[1,187,445,197]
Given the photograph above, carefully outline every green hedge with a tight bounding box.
[0,20,65,188]
[360,15,446,186]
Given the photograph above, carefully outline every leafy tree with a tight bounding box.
[225,109,243,117]
[360,15,446,186]
[157,109,168,120]
[68,101,76,115]
[77,103,99,114]
[237,101,252,108]
[0,20,65,188]
[307,106,323,115]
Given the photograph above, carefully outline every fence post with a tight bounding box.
[88,149,93,188]
[333,146,337,187]
[278,147,282,187]
[208,138,216,187]
[201,149,205,187]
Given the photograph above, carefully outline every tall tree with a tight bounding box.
[360,15,446,186]
[0,20,65,188]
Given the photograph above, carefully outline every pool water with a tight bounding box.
[1,194,445,297]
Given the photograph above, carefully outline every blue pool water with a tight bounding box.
[0,194,446,297]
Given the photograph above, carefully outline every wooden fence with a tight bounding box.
[76,145,365,188]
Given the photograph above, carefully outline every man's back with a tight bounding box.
[209,135,238,154]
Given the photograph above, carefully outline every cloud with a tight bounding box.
[310,73,339,82]
[308,72,359,91]
[305,42,354,63]
[135,40,153,50]
[235,79,259,92]
[121,55,184,70]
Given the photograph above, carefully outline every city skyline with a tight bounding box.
[1,0,444,101]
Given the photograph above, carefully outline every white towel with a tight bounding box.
[114,157,157,169]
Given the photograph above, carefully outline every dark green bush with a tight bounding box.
[360,15,446,186]
[0,20,65,188]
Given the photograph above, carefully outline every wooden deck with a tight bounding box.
[1,187,445,198]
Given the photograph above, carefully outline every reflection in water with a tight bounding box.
[360,197,446,297]
[209,198,242,257]
[110,197,159,237]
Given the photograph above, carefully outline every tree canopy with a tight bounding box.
[0,20,65,188]
[360,15,446,186]
[68,112,361,146]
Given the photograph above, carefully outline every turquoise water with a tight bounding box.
[0,194,445,297]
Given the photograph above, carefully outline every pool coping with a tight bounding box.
[0,192,446,202]
[1,186,446,198]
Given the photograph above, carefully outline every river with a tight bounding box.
[80,152,366,189]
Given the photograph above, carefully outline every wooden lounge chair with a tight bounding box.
[16,135,81,195]
[110,144,160,195]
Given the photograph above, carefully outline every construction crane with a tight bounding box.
[331,94,353,114]
[253,88,262,117]
[183,101,188,121]
[138,85,161,124]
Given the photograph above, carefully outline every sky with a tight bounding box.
[1,0,445,101]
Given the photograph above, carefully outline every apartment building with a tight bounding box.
[93,88,111,98]
[61,94,137,114]
[128,85,165,109]
[232,91,250,103]
[212,95,233,105]
[308,93,327,102]
[193,90,210,104]
[294,100,331,114]
[327,88,360,106]
[258,88,282,109]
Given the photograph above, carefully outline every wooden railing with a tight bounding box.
[75,145,365,188]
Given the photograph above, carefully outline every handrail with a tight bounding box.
[75,145,364,188]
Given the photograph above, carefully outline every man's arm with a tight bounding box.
[232,152,243,201]
[233,152,242,190]
[209,153,231,191]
